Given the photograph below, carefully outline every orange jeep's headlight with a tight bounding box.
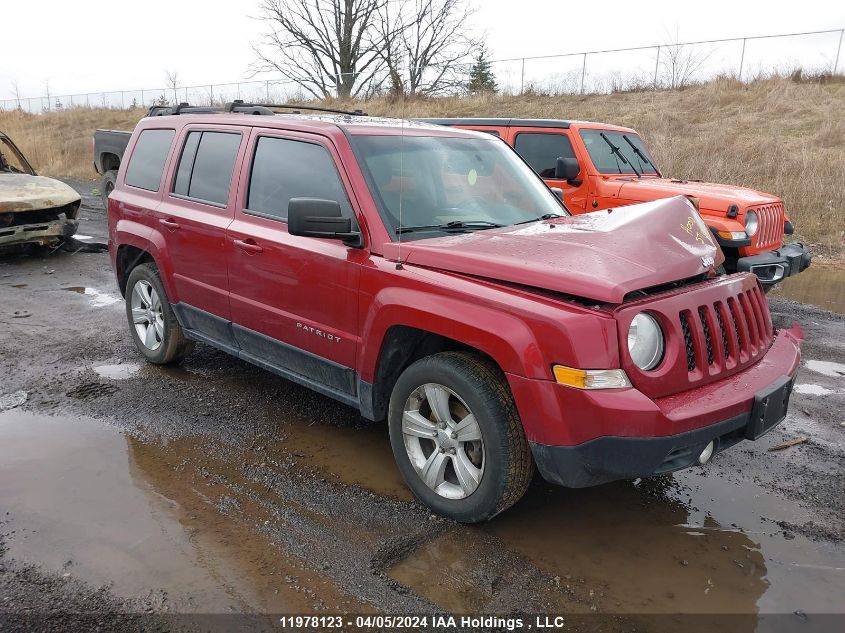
[745,210,759,237]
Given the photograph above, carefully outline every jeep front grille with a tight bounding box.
[617,274,775,400]
[753,203,784,251]
[678,284,772,375]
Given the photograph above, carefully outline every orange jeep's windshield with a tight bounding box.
[351,134,567,240]
[579,129,659,176]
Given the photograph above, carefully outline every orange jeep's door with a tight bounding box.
[225,129,361,403]
[507,128,589,212]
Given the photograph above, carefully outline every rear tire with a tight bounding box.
[388,351,534,523]
[100,170,117,210]
[125,263,193,365]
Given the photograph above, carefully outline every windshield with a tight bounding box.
[351,134,567,240]
[0,137,34,175]
[579,129,658,175]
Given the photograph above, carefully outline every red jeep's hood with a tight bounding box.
[382,196,722,304]
[615,177,780,212]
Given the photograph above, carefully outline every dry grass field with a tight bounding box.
[1,77,842,249]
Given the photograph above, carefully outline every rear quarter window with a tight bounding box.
[173,131,242,206]
[124,129,175,191]
[513,132,576,178]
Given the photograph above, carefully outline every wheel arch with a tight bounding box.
[358,292,544,421]
[99,152,121,173]
[114,225,176,301]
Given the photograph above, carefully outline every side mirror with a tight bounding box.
[288,198,361,246]
[550,187,564,201]
[554,157,581,183]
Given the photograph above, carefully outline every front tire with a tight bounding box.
[125,263,192,364]
[388,352,534,522]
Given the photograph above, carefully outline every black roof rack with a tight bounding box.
[225,100,368,117]
[146,100,368,118]
[147,103,224,117]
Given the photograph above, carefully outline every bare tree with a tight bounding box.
[251,0,387,99]
[165,70,181,105]
[659,29,712,89]
[10,80,23,110]
[374,1,406,96]
[376,0,476,97]
[43,79,52,113]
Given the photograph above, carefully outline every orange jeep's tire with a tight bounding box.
[388,351,534,523]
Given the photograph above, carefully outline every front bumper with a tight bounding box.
[737,242,811,287]
[0,215,78,249]
[531,375,794,487]
[507,325,802,487]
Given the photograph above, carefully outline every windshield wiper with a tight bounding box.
[396,220,504,234]
[515,213,563,225]
[600,132,640,178]
[622,134,661,176]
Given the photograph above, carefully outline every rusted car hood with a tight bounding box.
[0,174,81,213]
[615,177,780,212]
[383,196,723,304]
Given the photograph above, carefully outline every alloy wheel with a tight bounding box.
[402,383,485,499]
[130,280,164,351]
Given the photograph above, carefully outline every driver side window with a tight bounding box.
[246,136,353,221]
[514,132,576,178]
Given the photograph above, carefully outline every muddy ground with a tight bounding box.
[1,180,843,632]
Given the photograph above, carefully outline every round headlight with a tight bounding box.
[628,313,664,371]
[745,210,759,237]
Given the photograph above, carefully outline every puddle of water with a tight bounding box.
[63,286,122,307]
[390,471,845,617]
[794,384,839,396]
[773,267,845,314]
[73,234,93,241]
[0,411,357,614]
[93,362,142,380]
[804,360,845,379]
[389,530,499,613]
[270,421,412,501]
[145,359,408,500]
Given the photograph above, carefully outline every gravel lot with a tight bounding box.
[1,180,843,631]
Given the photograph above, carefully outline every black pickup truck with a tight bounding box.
[93,128,130,206]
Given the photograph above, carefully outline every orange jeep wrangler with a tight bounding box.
[420,118,811,289]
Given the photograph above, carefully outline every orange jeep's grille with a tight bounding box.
[753,203,784,250]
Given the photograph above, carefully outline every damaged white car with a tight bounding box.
[0,130,80,251]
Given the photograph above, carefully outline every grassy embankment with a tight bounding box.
[1,77,842,252]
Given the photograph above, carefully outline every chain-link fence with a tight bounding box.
[2,28,842,113]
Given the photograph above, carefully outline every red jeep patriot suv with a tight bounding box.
[108,102,802,522]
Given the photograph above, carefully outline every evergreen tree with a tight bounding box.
[467,44,498,94]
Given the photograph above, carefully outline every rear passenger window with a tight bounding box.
[125,129,175,191]
[247,137,351,221]
[514,133,576,178]
[173,131,241,205]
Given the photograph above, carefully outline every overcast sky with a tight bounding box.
[2,0,843,101]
